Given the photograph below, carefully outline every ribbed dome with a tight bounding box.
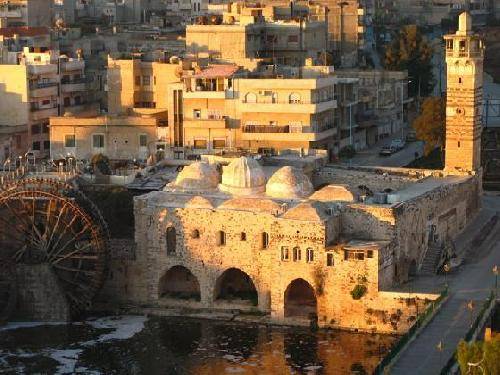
[174,162,219,191]
[219,156,266,196]
[266,166,313,199]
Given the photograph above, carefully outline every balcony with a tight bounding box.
[61,78,86,92]
[183,89,234,100]
[30,106,58,121]
[28,64,57,75]
[240,99,336,114]
[0,9,22,18]
[29,83,58,97]
[61,60,85,71]
[183,117,229,129]
[241,124,336,142]
[445,49,483,58]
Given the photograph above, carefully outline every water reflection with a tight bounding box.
[0,316,397,374]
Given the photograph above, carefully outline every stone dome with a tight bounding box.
[219,157,266,196]
[218,197,282,213]
[266,166,313,199]
[309,184,357,202]
[173,162,219,191]
[282,201,329,222]
[185,195,214,209]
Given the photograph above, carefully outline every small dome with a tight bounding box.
[174,162,219,191]
[309,184,357,202]
[282,201,328,222]
[218,197,282,213]
[266,166,313,199]
[219,157,265,196]
[185,195,214,209]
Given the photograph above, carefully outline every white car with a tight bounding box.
[390,139,406,150]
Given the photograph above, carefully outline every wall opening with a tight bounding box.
[408,259,417,278]
[166,226,176,255]
[159,265,201,301]
[215,268,258,306]
[284,278,317,318]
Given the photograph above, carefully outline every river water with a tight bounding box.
[0,316,397,374]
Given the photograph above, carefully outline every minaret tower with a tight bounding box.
[444,12,484,172]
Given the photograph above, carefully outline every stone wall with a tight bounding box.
[15,264,70,322]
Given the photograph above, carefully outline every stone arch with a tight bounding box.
[245,92,257,103]
[408,259,417,278]
[215,268,258,306]
[159,265,201,301]
[284,278,317,318]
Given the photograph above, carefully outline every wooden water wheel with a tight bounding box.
[0,259,16,324]
[0,178,109,317]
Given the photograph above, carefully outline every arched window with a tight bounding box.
[306,248,314,263]
[271,92,278,103]
[245,92,257,103]
[217,230,226,246]
[166,227,176,255]
[240,232,247,241]
[262,232,269,249]
[191,229,200,239]
[289,93,301,104]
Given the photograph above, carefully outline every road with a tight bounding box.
[335,135,424,168]
[391,195,500,374]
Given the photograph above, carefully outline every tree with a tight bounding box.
[384,25,435,97]
[91,153,111,175]
[457,336,500,375]
[412,97,445,156]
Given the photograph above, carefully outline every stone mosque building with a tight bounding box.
[103,13,484,333]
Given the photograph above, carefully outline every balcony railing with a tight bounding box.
[243,125,290,133]
[30,82,58,89]
[445,50,483,58]
[61,77,87,84]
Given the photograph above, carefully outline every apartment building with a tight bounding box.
[336,69,411,146]
[186,2,327,70]
[0,46,93,161]
[0,0,53,28]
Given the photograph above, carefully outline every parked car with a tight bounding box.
[390,138,406,150]
[379,146,396,156]
[406,131,417,142]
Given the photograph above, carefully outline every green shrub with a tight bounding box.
[350,284,367,300]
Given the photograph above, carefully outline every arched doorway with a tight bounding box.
[159,265,201,301]
[284,279,317,318]
[215,268,258,306]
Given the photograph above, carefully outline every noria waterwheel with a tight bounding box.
[0,178,109,318]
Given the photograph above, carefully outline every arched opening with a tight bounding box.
[166,226,176,255]
[409,259,417,278]
[215,268,258,306]
[159,265,201,301]
[289,92,301,103]
[284,278,317,318]
[245,92,257,103]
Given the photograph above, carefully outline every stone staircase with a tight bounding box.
[420,244,443,275]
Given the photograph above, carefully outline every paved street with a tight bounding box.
[334,135,424,168]
[391,195,500,374]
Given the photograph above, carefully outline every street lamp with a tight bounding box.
[493,265,498,297]
[443,263,450,289]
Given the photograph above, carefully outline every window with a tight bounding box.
[458,77,462,84]
[63,97,71,106]
[367,250,373,258]
[154,76,156,85]
[32,141,40,151]
[293,247,301,262]
[344,250,365,261]
[191,229,200,239]
[266,34,277,42]
[193,139,207,149]
[92,134,105,148]
[74,96,81,105]
[139,134,147,147]
[142,75,150,86]
[166,227,176,255]
[446,40,453,49]
[458,141,461,148]
[64,134,75,148]
[240,232,246,241]
[217,230,226,246]
[213,139,225,149]
[135,75,141,86]
[42,99,51,106]
[262,232,269,249]
[281,246,289,261]
[327,253,334,266]
[288,35,299,43]
[43,140,50,150]
[306,248,314,263]
[31,124,41,134]
[42,122,49,133]
[245,92,257,103]
[289,93,301,104]
[193,109,201,119]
